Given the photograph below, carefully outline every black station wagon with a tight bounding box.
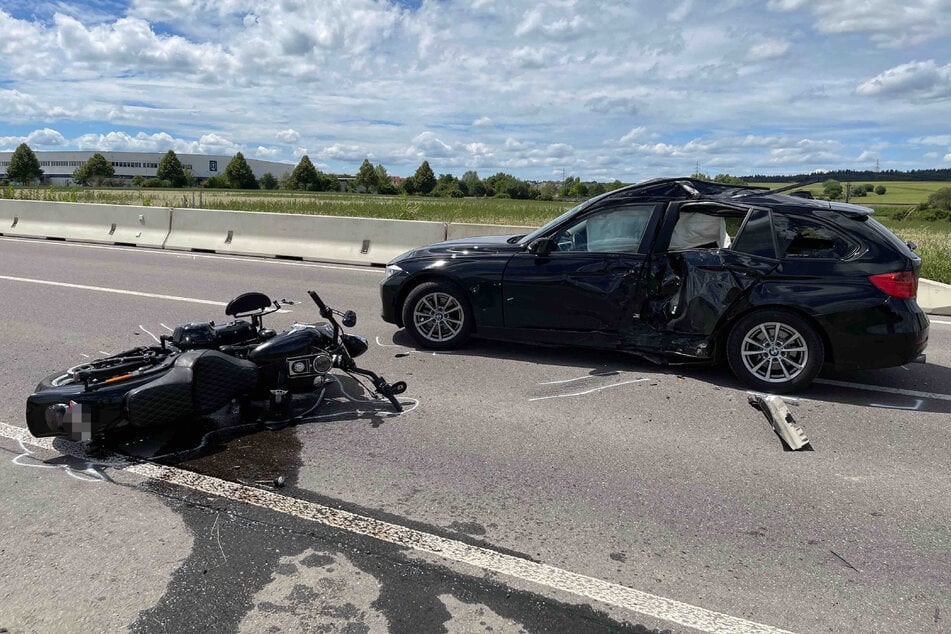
[380,178,929,393]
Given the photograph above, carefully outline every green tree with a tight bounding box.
[714,174,747,185]
[926,187,951,212]
[375,164,398,194]
[73,153,115,186]
[7,143,43,184]
[460,170,485,197]
[354,158,379,192]
[157,150,186,187]
[289,155,320,191]
[874,185,886,195]
[434,173,463,197]
[202,175,229,188]
[412,160,436,195]
[822,179,843,200]
[260,172,278,190]
[224,152,258,189]
[401,176,417,195]
[559,176,580,198]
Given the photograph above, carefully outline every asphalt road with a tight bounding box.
[0,236,948,634]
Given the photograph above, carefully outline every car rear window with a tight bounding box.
[773,215,858,259]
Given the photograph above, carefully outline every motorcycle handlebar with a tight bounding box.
[308,290,331,318]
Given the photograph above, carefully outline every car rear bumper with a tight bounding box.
[822,299,929,370]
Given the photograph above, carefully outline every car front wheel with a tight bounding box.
[726,309,824,393]
[402,281,473,350]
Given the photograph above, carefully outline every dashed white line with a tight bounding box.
[0,421,793,634]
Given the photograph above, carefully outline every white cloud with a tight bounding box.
[277,129,301,143]
[26,128,67,146]
[856,60,951,101]
[0,3,948,179]
[769,0,951,48]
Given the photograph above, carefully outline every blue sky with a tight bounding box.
[1,0,950,180]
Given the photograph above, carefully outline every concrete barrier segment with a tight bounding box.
[165,208,447,266]
[0,200,171,247]
[918,278,951,316]
[446,222,537,241]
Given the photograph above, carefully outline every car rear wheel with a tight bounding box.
[726,309,824,393]
[402,281,473,350]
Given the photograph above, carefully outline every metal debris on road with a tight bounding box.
[748,393,811,451]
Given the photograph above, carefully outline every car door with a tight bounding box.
[500,202,663,336]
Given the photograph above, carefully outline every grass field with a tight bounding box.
[750,180,948,206]
[5,183,950,283]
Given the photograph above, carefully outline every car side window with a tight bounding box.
[730,208,777,259]
[552,204,655,254]
[773,215,857,259]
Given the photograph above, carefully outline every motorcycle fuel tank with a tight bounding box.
[248,324,334,364]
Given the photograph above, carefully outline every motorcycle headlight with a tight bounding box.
[384,264,404,279]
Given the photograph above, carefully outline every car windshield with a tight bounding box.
[518,201,588,246]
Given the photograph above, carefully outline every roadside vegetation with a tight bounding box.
[2,143,949,283]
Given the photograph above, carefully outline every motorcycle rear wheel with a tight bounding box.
[36,347,176,391]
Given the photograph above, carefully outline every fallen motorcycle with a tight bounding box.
[26,289,406,443]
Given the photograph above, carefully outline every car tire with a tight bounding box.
[402,281,473,350]
[726,309,824,394]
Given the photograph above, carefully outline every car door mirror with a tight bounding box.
[529,238,555,256]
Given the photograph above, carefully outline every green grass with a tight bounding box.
[750,180,948,206]
[5,184,950,283]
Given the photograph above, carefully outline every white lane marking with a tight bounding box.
[0,421,793,634]
[0,274,227,306]
[930,319,951,325]
[0,236,382,274]
[814,378,951,402]
[529,379,649,401]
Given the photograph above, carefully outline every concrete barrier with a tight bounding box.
[919,278,951,316]
[446,222,536,241]
[164,208,446,266]
[0,200,171,247]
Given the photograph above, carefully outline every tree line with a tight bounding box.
[2,143,625,201]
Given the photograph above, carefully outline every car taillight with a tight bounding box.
[869,271,917,299]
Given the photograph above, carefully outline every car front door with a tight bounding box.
[500,202,663,339]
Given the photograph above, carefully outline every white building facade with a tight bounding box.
[0,151,294,186]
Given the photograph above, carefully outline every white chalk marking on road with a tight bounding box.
[138,326,161,343]
[540,371,622,385]
[0,421,793,634]
[10,437,106,483]
[814,378,951,402]
[0,274,228,306]
[0,236,381,274]
[529,379,649,401]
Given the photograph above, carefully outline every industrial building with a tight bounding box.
[0,151,294,186]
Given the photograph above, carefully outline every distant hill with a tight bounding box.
[742,168,951,183]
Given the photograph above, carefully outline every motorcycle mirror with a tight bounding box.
[342,310,357,328]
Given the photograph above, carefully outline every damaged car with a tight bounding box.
[380,178,929,393]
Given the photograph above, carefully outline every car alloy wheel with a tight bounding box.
[413,292,464,343]
[727,309,824,393]
[402,281,473,350]
[740,321,809,383]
